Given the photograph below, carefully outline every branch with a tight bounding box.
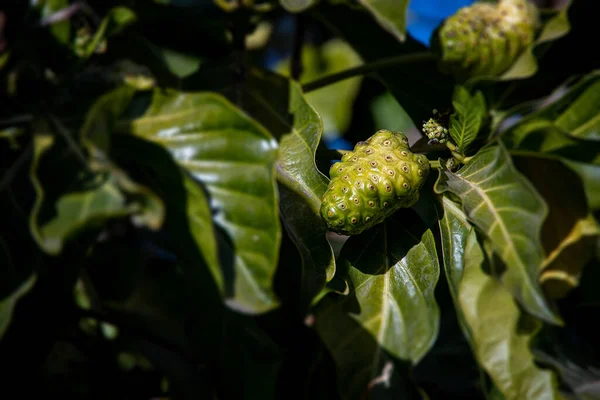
[302,52,436,93]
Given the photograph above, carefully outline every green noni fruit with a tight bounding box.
[433,0,540,80]
[320,130,430,235]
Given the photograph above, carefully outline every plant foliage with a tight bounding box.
[1,0,599,398]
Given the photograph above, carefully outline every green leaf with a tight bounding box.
[501,71,600,148]
[370,91,416,132]
[120,89,281,314]
[81,85,137,153]
[319,209,440,360]
[0,274,36,340]
[77,6,137,59]
[275,39,363,137]
[182,174,224,293]
[449,86,486,153]
[458,233,562,400]
[358,0,409,43]
[434,144,561,325]
[109,133,225,296]
[315,210,439,398]
[29,134,164,255]
[277,82,335,303]
[161,48,203,79]
[280,0,316,13]
[38,0,71,44]
[438,196,474,344]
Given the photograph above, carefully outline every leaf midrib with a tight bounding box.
[455,171,539,302]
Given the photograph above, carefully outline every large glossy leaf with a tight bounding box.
[0,274,36,340]
[513,156,600,299]
[275,39,363,137]
[315,209,439,398]
[438,196,474,344]
[319,209,440,356]
[119,89,281,314]
[358,0,409,43]
[29,133,164,255]
[277,82,335,303]
[109,133,224,297]
[434,144,561,324]
[450,86,486,154]
[500,71,600,164]
[343,219,440,364]
[458,233,562,400]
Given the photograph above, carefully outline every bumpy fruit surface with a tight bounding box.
[320,130,430,235]
[434,0,540,80]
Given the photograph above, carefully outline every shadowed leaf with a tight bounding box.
[458,233,562,400]
[119,89,281,314]
[277,82,336,304]
[434,144,561,324]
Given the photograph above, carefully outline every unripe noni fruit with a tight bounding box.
[433,0,540,80]
[320,130,430,235]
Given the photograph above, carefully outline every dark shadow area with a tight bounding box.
[532,257,600,396]
[338,207,430,278]
[315,294,424,400]
[413,264,486,400]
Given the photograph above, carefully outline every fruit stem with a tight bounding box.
[429,160,441,169]
[302,52,436,93]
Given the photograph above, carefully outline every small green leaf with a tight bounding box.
[120,89,281,314]
[449,86,486,153]
[0,274,36,340]
[358,0,409,43]
[77,6,137,59]
[38,0,71,44]
[434,144,561,325]
[81,85,137,153]
[277,82,335,302]
[161,48,203,79]
[499,72,600,163]
[280,0,316,13]
[458,233,562,400]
